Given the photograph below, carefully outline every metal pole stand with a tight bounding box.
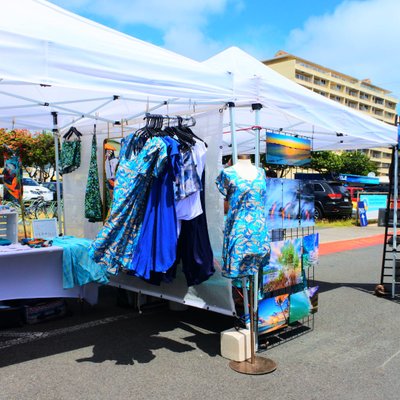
[229,275,277,375]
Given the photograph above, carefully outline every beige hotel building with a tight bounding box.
[263,51,398,177]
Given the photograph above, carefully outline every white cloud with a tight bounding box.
[285,0,400,100]
[51,0,241,60]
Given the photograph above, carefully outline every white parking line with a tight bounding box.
[0,313,136,350]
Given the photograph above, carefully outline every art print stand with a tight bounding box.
[229,274,277,375]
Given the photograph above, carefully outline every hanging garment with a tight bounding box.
[60,139,81,174]
[3,151,23,203]
[173,147,201,201]
[89,133,168,270]
[175,140,207,222]
[176,171,215,286]
[129,136,180,279]
[52,236,109,289]
[85,133,103,222]
[215,166,270,278]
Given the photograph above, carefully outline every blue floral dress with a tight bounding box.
[216,166,270,278]
[89,133,167,271]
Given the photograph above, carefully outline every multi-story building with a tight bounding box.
[263,50,398,177]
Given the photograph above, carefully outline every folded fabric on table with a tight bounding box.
[52,236,109,289]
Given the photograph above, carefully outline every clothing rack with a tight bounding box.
[144,113,196,128]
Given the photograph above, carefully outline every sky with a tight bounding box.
[49,0,400,102]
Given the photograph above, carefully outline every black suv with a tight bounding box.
[310,180,352,220]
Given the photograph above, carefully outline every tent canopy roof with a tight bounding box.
[205,47,397,151]
[0,1,396,153]
[0,0,232,131]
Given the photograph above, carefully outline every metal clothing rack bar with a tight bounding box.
[144,112,196,127]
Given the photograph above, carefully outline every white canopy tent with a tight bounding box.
[0,1,398,305]
[204,47,397,154]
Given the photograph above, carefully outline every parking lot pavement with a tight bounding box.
[1,242,400,400]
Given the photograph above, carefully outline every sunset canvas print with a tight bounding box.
[258,294,289,334]
[266,132,311,166]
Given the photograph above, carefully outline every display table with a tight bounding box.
[0,244,99,305]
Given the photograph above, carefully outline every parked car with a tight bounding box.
[41,181,63,201]
[310,180,353,220]
[0,176,53,202]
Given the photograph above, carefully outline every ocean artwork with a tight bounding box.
[265,178,284,231]
[258,294,289,334]
[281,179,301,229]
[266,132,311,166]
[299,181,315,227]
[289,290,312,323]
[303,233,319,269]
[306,286,319,314]
[263,237,303,292]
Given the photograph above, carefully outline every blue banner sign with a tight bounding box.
[358,201,368,226]
[359,193,388,220]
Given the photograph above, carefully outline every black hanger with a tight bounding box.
[63,126,82,140]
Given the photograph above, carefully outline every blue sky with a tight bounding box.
[49,0,400,100]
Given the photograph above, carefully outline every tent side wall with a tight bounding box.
[63,109,235,316]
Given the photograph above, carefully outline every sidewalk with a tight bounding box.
[318,223,385,255]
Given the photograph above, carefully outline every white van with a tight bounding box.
[0,176,53,202]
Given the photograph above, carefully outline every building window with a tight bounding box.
[360,92,369,100]
[347,89,358,97]
[295,72,312,82]
[374,109,383,116]
[372,151,381,158]
[374,97,384,105]
[359,104,370,111]
[314,78,327,86]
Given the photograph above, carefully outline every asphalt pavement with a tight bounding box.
[1,226,399,400]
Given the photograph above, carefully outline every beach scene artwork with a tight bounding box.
[303,233,319,269]
[258,294,289,334]
[263,237,303,292]
[266,132,311,166]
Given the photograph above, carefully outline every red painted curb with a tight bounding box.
[320,234,384,255]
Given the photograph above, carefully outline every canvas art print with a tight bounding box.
[263,237,303,292]
[265,178,284,231]
[281,179,300,229]
[266,132,311,166]
[289,290,312,323]
[299,180,315,227]
[306,286,319,314]
[303,233,319,269]
[258,294,289,334]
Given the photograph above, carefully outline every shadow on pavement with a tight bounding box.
[0,289,234,368]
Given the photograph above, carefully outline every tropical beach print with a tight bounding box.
[302,233,319,269]
[258,294,289,334]
[263,237,303,292]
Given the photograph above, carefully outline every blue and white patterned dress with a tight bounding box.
[89,133,167,271]
[216,166,270,278]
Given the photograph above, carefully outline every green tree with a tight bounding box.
[278,241,300,267]
[0,129,55,181]
[340,151,378,175]
[308,150,378,176]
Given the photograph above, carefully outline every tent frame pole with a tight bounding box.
[51,112,63,235]
[392,126,399,298]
